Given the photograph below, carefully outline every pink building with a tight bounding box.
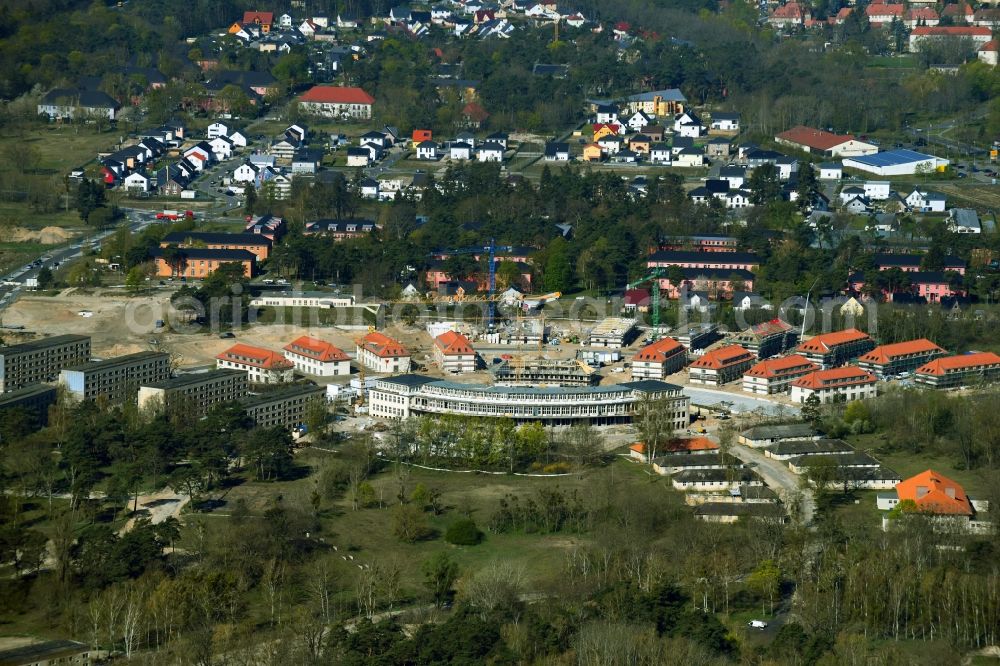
[648,250,760,271]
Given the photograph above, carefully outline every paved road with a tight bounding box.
[0,208,161,317]
[731,443,815,525]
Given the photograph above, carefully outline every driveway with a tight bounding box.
[730,443,815,525]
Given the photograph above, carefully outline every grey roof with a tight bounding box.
[626,88,687,103]
[379,374,440,388]
[711,112,740,121]
[63,351,168,374]
[787,452,881,468]
[143,369,246,390]
[150,247,256,261]
[0,334,90,356]
[0,640,90,663]
[741,423,817,441]
[649,250,759,264]
[694,502,785,518]
[241,383,325,408]
[162,231,270,247]
[674,468,759,483]
[770,438,853,456]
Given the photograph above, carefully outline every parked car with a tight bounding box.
[748,620,768,630]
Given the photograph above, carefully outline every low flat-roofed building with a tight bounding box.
[786,451,881,474]
[652,452,729,474]
[59,351,170,404]
[790,367,878,404]
[914,351,1000,388]
[0,384,58,427]
[216,344,295,384]
[694,502,786,523]
[684,484,778,505]
[689,344,755,386]
[0,638,92,666]
[0,334,91,393]
[588,318,638,348]
[282,336,350,377]
[369,375,689,428]
[138,369,248,415]
[742,354,818,395]
[795,328,875,368]
[250,291,356,309]
[857,338,946,378]
[241,383,326,429]
[671,468,762,491]
[631,337,687,379]
[738,423,818,448]
[765,438,853,460]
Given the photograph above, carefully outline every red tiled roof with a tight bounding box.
[911,26,991,36]
[283,336,349,363]
[858,339,944,365]
[243,11,274,24]
[980,39,999,52]
[791,367,877,389]
[630,442,646,454]
[690,344,753,369]
[299,86,375,105]
[412,129,433,142]
[434,330,474,356]
[624,288,650,306]
[777,126,859,151]
[664,437,719,453]
[896,469,973,516]
[907,7,939,20]
[359,331,409,358]
[634,337,685,363]
[796,328,871,354]
[915,352,1000,376]
[217,343,294,370]
[462,102,490,121]
[771,2,806,19]
[744,354,817,378]
[866,3,904,17]
[751,318,794,337]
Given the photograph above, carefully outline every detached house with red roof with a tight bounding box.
[914,352,1000,389]
[877,470,979,521]
[742,354,818,395]
[216,343,295,384]
[790,367,878,404]
[768,2,810,27]
[283,336,351,377]
[857,339,945,378]
[298,85,375,119]
[795,328,875,369]
[433,330,478,374]
[866,3,904,25]
[689,345,756,386]
[909,26,993,52]
[632,337,688,380]
[357,331,411,374]
[775,126,878,158]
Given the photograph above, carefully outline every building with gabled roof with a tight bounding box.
[914,352,1000,389]
[790,367,878,404]
[739,423,819,448]
[432,330,478,373]
[795,328,874,368]
[631,337,688,379]
[689,344,755,386]
[298,85,375,118]
[357,331,411,373]
[857,339,945,378]
[217,344,295,384]
[909,26,992,52]
[765,438,854,461]
[742,354,818,395]
[283,336,351,377]
[878,469,975,517]
[729,319,798,359]
[775,126,878,157]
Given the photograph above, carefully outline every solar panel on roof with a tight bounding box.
[849,149,936,167]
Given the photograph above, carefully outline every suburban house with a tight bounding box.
[905,188,947,212]
[876,470,978,519]
[789,367,878,404]
[710,112,740,132]
[742,354,818,395]
[38,88,120,120]
[631,337,688,379]
[688,345,756,386]
[416,141,439,160]
[432,330,478,373]
[948,208,981,234]
[450,142,473,160]
[795,328,875,368]
[216,343,295,384]
[476,142,505,162]
[818,162,842,180]
[649,144,672,164]
[914,352,1000,388]
[357,331,412,373]
[297,85,375,118]
[544,142,570,161]
[857,339,946,378]
[775,126,878,157]
[346,147,371,167]
[283,336,351,377]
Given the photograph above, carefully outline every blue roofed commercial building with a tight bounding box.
[368,375,690,428]
[842,149,949,176]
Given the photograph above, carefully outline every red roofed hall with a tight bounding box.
[914,351,1000,389]
[283,336,351,377]
[910,26,993,52]
[775,126,878,157]
[433,330,478,374]
[879,470,975,517]
[689,345,755,386]
[795,328,875,368]
[632,337,687,379]
[857,339,945,378]
[790,367,877,404]
[742,354,818,395]
[357,331,411,373]
[217,343,294,384]
[298,86,375,119]
[629,437,719,462]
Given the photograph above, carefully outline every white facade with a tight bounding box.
[123,172,150,192]
[207,122,229,139]
[357,347,411,374]
[283,350,350,377]
[863,181,891,200]
[215,358,294,385]
[790,378,877,404]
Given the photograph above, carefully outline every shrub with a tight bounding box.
[444,518,483,546]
